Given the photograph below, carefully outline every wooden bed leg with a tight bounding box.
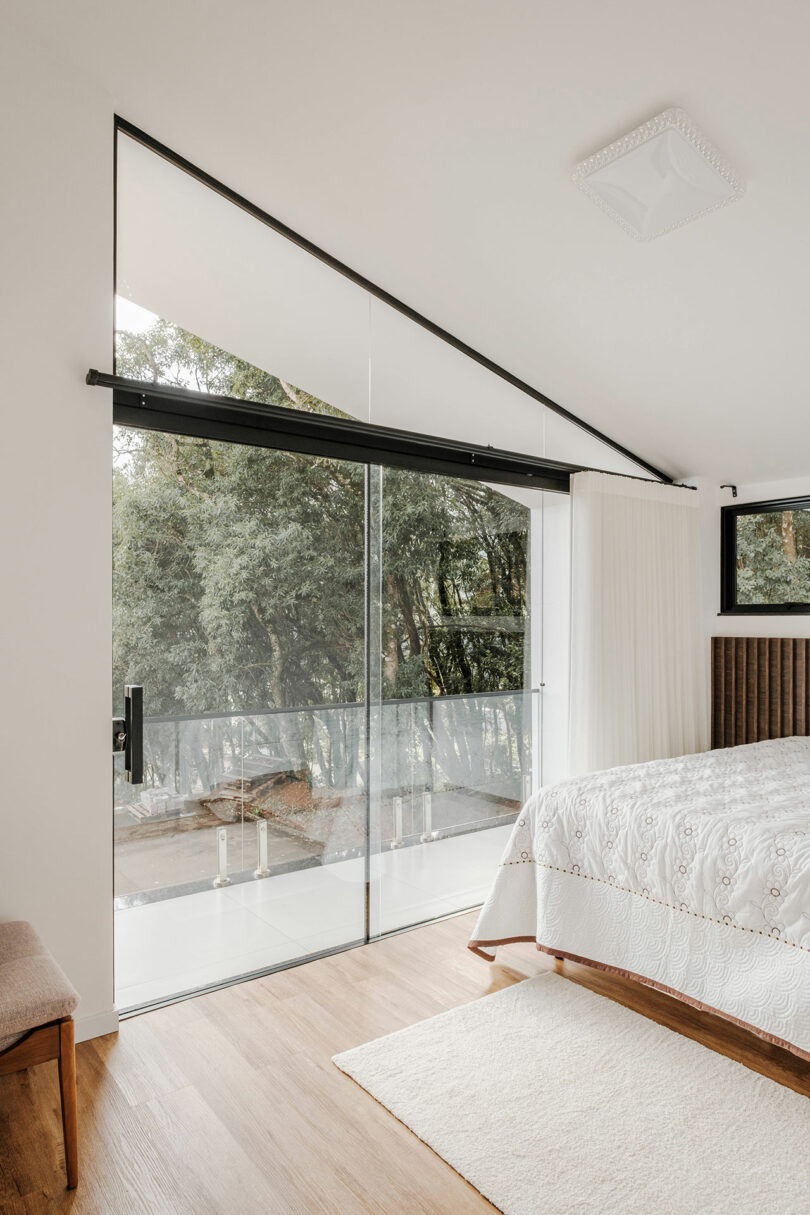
[554,955,564,973]
[58,1017,78,1190]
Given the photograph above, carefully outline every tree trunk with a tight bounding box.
[782,511,797,563]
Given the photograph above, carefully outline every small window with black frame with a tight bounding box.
[721,497,810,613]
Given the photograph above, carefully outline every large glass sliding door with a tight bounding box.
[368,469,541,935]
[113,421,544,1007]
[113,429,369,1008]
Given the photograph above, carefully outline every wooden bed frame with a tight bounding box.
[489,638,810,1093]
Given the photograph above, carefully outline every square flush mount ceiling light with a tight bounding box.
[573,108,744,240]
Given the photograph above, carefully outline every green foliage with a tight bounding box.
[380,471,527,697]
[116,321,345,416]
[736,510,810,605]
[113,318,529,715]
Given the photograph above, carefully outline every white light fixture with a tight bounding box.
[573,108,744,241]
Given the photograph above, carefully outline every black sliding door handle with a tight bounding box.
[112,717,126,753]
[124,684,143,784]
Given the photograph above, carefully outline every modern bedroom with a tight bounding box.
[2,2,809,1212]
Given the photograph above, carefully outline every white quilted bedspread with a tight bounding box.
[471,737,810,1054]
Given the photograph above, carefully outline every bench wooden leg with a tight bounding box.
[57,1018,78,1189]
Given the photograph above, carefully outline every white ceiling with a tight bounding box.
[18,0,810,482]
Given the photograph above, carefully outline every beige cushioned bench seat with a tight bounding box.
[0,921,79,1051]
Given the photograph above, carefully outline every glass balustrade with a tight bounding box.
[113,689,535,906]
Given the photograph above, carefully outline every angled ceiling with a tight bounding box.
[17,0,810,482]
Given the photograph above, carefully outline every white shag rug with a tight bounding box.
[334,973,810,1215]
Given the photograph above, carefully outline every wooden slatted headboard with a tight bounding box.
[711,636,810,748]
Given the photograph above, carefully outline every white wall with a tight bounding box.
[0,21,116,1040]
[0,15,669,1042]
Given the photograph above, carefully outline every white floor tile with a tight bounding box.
[115,939,307,1008]
[115,827,509,1007]
[115,901,293,987]
[236,884,365,939]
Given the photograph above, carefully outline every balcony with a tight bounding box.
[114,689,536,1009]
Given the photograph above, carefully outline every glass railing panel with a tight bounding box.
[375,691,530,847]
[372,690,538,934]
[114,689,537,907]
[114,713,249,901]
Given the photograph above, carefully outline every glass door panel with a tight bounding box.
[113,426,367,1009]
[370,468,542,935]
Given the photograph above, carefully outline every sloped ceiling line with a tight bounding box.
[115,116,672,484]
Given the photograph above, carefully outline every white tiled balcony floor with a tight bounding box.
[115,824,512,1009]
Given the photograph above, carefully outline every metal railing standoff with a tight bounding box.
[213,826,231,888]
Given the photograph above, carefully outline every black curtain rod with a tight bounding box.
[113,115,673,486]
[575,467,697,491]
[89,370,580,493]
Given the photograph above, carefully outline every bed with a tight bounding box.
[469,734,810,1060]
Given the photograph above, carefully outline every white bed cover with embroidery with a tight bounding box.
[470,736,810,1057]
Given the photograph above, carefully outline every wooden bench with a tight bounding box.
[0,921,79,1189]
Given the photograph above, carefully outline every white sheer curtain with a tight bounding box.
[568,471,707,776]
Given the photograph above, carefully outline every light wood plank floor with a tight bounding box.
[2,911,809,1213]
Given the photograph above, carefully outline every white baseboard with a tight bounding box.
[75,1008,119,1043]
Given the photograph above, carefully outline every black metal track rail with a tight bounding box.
[90,370,583,492]
[114,115,672,485]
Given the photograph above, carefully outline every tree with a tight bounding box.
[736,510,810,605]
[113,317,529,717]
